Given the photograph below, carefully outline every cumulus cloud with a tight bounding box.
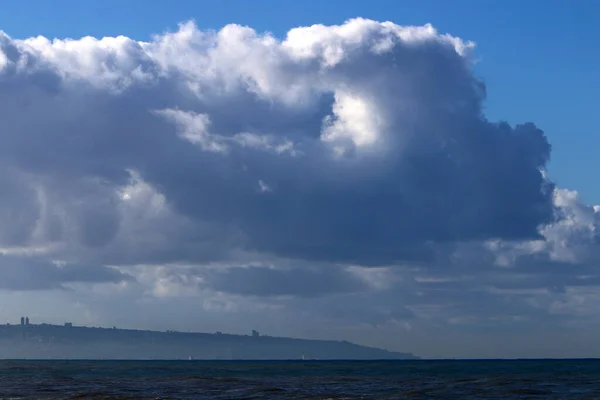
[0,18,555,263]
[0,18,596,353]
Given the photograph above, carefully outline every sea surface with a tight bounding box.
[1,359,600,399]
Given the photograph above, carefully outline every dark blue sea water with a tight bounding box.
[1,359,599,399]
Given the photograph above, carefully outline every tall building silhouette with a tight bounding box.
[20,317,24,326]
[25,317,29,326]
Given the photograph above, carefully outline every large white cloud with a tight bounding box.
[0,18,597,357]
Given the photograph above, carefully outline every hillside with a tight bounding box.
[0,323,417,360]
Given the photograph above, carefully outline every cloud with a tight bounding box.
[0,18,597,356]
[0,19,555,267]
[203,264,370,298]
[0,254,131,290]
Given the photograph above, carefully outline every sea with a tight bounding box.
[0,359,599,399]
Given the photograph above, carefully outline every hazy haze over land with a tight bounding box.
[0,0,599,359]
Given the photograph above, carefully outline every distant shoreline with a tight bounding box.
[0,321,418,360]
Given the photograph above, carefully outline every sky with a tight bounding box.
[0,0,598,359]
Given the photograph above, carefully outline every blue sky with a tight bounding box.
[1,0,599,202]
[1,1,600,359]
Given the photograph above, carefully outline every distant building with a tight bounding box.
[25,317,29,326]
[252,329,259,337]
[64,322,73,327]
[20,317,24,326]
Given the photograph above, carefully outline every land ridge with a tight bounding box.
[0,321,418,360]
